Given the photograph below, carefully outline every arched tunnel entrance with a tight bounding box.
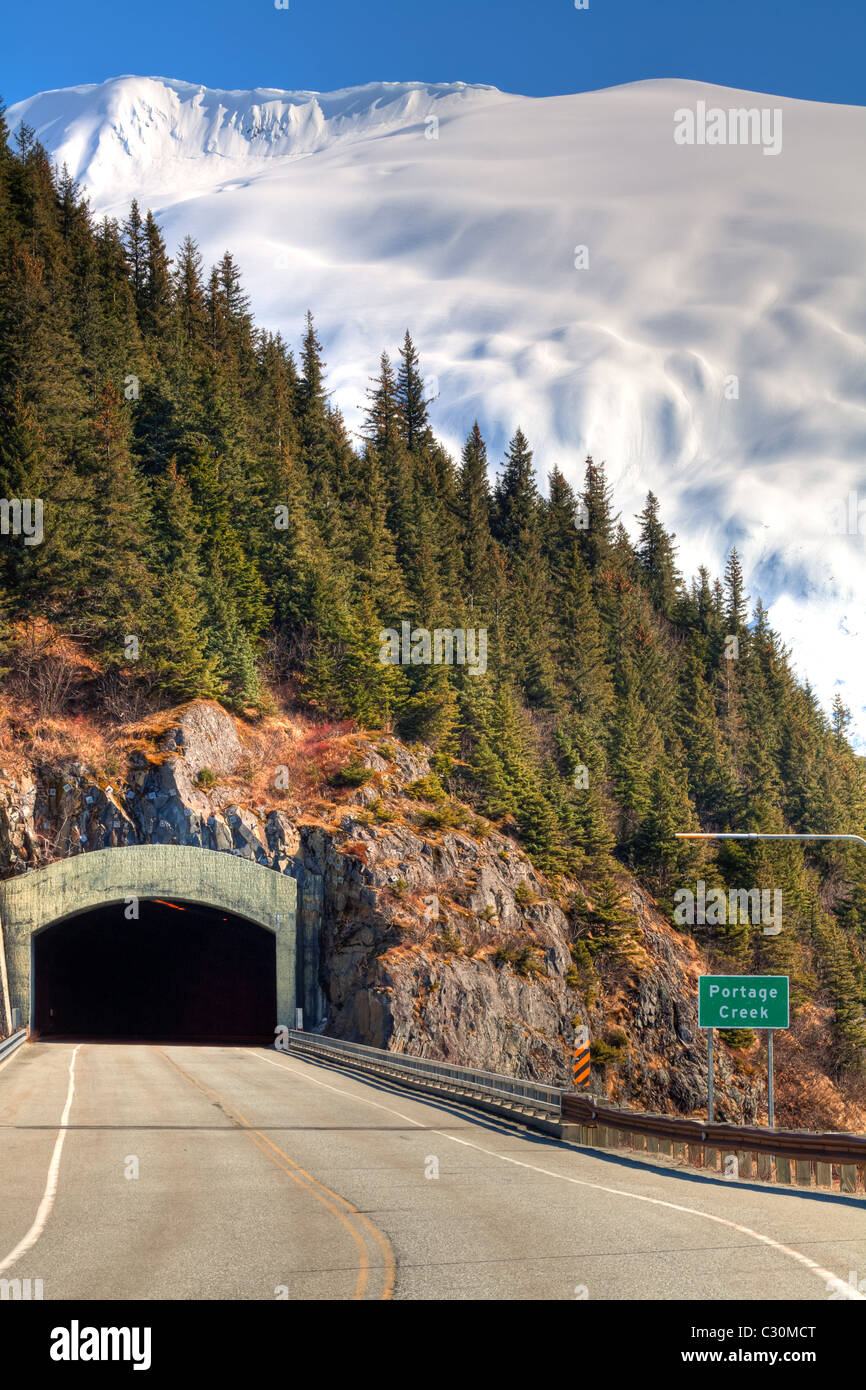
[32,898,277,1042]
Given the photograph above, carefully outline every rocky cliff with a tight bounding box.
[0,698,856,1129]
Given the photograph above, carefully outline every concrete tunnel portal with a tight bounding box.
[0,846,302,1042]
[32,898,277,1040]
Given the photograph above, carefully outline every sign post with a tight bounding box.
[767,1029,774,1128]
[698,975,788,1127]
[706,1028,714,1121]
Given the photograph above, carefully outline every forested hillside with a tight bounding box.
[1,114,864,1075]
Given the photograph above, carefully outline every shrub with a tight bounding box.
[330,759,373,788]
[408,774,447,802]
[416,800,466,831]
[430,752,454,780]
[569,940,593,970]
[492,942,544,978]
[195,767,217,789]
[515,880,539,906]
[590,1027,629,1066]
[571,874,641,959]
[435,922,461,954]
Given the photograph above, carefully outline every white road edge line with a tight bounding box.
[249,1048,864,1301]
[0,1043,81,1276]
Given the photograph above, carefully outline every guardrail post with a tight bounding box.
[816,1162,832,1189]
[840,1165,858,1193]
[794,1159,812,1187]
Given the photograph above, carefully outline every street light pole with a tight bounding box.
[676,832,866,848]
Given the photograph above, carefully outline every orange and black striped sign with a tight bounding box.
[573,1029,591,1089]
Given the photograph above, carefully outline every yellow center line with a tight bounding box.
[240,1083,397,1300]
[159,1049,394,1300]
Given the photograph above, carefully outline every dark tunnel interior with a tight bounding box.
[32,898,277,1041]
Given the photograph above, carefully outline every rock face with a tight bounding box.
[0,700,760,1120]
[301,810,759,1119]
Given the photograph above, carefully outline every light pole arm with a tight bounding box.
[676,832,866,848]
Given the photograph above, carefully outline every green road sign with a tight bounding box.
[699,975,789,1029]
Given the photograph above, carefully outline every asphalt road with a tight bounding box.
[0,1041,863,1300]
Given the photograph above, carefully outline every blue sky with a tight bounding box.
[2,0,865,108]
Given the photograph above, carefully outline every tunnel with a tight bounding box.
[31,898,277,1042]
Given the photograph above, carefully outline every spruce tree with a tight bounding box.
[145,460,219,698]
[458,422,494,617]
[578,456,617,574]
[635,490,681,618]
[396,330,430,453]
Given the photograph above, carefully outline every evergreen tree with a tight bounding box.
[140,210,173,342]
[396,330,430,453]
[635,490,680,618]
[457,422,495,617]
[145,461,219,698]
[172,235,207,347]
[578,456,617,574]
[724,546,749,635]
[76,382,154,649]
[493,428,539,549]
[122,199,146,313]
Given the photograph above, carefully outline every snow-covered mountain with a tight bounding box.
[10,75,866,740]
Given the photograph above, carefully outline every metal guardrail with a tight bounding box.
[0,1029,27,1064]
[287,1031,866,1188]
[286,1030,562,1115]
[562,1093,866,1165]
